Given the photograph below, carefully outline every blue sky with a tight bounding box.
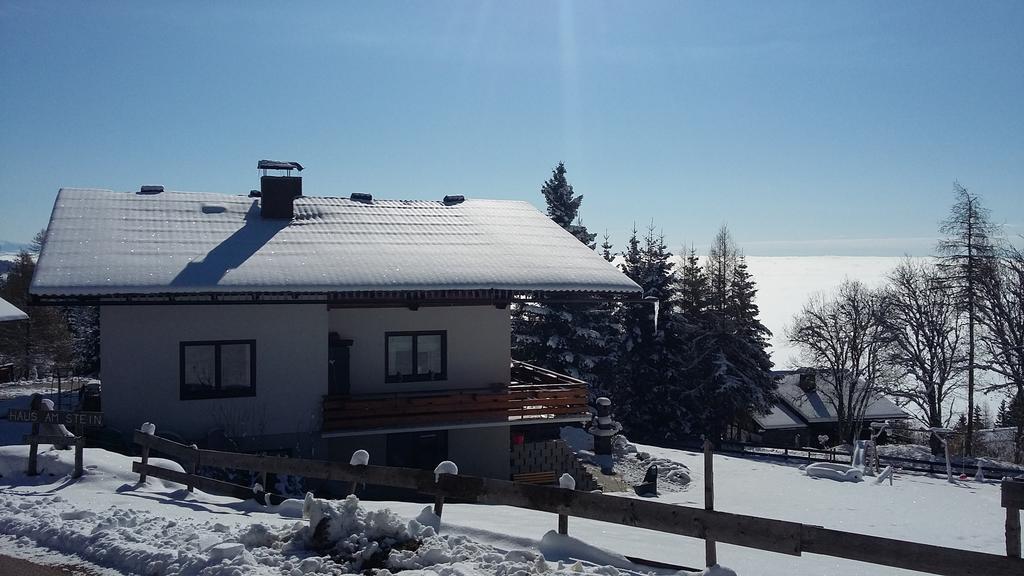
[1,1,1021,255]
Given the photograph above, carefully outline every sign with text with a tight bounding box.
[6,409,103,427]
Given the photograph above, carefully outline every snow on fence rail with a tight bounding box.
[132,429,1023,576]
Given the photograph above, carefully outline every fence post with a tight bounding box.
[704,439,717,568]
[184,444,199,493]
[433,495,444,518]
[558,473,575,535]
[26,395,42,476]
[73,436,84,478]
[138,430,150,483]
[1003,479,1023,559]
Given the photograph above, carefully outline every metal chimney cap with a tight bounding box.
[257,160,303,171]
[350,192,373,203]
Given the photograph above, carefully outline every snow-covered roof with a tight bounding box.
[0,297,28,322]
[31,188,642,298]
[752,402,806,430]
[773,372,908,424]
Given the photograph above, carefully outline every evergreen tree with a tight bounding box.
[684,245,775,443]
[728,254,772,347]
[972,405,988,430]
[996,399,1009,428]
[678,247,708,318]
[1008,392,1024,428]
[600,232,615,263]
[937,182,1000,454]
[541,162,596,248]
[612,224,690,440]
[683,314,776,442]
[511,163,614,392]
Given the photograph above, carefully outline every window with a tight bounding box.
[385,331,446,383]
[180,340,256,399]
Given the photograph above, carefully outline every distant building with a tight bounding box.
[0,296,28,323]
[30,162,642,479]
[739,369,909,447]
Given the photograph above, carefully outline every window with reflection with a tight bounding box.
[180,340,256,399]
[385,331,447,382]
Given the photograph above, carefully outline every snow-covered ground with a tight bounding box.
[0,435,1008,576]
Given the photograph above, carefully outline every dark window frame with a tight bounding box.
[384,330,447,383]
[179,339,257,400]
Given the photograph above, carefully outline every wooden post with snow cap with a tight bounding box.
[349,450,369,495]
[137,423,155,483]
[433,460,458,520]
[704,438,717,568]
[558,473,575,535]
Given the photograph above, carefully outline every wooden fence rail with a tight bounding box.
[671,440,1024,480]
[132,430,1023,576]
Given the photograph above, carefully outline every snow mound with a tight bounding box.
[302,494,431,571]
[805,462,863,483]
[560,426,594,452]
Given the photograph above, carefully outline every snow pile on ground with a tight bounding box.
[560,428,690,492]
[0,444,723,576]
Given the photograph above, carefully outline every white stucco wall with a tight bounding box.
[100,304,327,440]
[328,306,511,394]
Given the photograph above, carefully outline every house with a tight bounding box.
[0,296,28,322]
[0,296,29,382]
[745,369,909,447]
[29,163,642,479]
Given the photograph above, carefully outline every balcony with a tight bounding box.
[322,360,590,433]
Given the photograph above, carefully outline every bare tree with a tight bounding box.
[705,224,739,313]
[880,259,966,453]
[937,182,999,454]
[788,280,891,443]
[977,245,1024,463]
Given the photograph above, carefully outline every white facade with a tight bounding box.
[100,302,513,476]
[328,306,510,395]
[100,304,327,440]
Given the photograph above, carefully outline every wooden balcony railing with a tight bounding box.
[322,360,590,432]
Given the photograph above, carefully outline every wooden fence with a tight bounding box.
[132,430,1022,576]
[669,440,1024,480]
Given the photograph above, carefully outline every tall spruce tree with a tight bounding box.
[678,247,708,318]
[937,182,999,454]
[612,224,690,440]
[542,162,596,248]
[511,163,614,391]
[683,236,775,444]
[728,255,772,348]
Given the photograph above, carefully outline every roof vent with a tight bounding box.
[443,195,465,205]
[350,192,373,203]
[249,189,261,198]
[139,185,164,194]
